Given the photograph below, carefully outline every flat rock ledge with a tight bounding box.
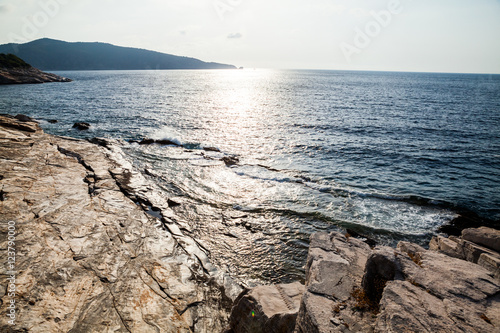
[0,67,71,85]
[430,227,500,280]
[228,231,500,332]
[0,115,239,332]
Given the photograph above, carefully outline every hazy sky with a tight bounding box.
[1,0,500,73]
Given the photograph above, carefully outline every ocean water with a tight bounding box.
[1,69,499,284]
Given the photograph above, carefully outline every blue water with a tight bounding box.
[1,69,499,284]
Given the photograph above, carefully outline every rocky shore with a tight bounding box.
[0,115,239,332]
[0,53,71,85]
[1,114,499,332]
[0,66,72,85]
[228,230,500,332]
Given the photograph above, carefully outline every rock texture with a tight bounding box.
[229,232,500,332]
[430,227,500,279]
[0,114,40,133]
[0,67,71,84]
[0,115,238,332]
[228,282,305,333]
[295,233,378,333]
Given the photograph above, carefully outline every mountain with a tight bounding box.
[0,38,236,71]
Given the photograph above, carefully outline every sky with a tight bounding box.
[0,0,500,73]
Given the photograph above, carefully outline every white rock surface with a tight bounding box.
[0,116,236,332]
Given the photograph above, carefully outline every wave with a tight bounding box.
[149,126,184,146]
[230,204,444,242]
[231,162,458,211]
[147,126,223,152]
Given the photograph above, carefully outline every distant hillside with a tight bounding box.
[0,53,31,69]
[0,38,236,71]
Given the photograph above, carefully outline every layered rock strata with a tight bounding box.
[229,231,500,332]
[430,227,500,280]
[0,115,239,332]
[0,67,71,84]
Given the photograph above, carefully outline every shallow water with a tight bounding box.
[1,69,499,284]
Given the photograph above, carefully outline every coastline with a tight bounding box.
[1,115,499,332]
[0,115,240,332]
[0,67,72,85]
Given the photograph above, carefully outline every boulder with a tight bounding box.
[462,227,500,252]
[295,233,374,333]
[478,253,500,280]
[155,139,180,146]
[203,147,220,152]
[222,156,239,167]
[430,228,500,278]
[14,114,38,123]
[73,122,91,130]
[228,282,305,333]
[293,232,500,332]
[379,243,500,332]
[138,138,180,146]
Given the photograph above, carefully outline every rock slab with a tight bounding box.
[230,232,500,332]
[228,282,305,333]
[0,116,231,332]
[430,227,500,279]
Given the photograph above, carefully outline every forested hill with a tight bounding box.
[0,38,236,71]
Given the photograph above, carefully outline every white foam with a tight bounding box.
[150,126,184,146]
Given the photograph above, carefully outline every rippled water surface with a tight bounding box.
[1,69,499,284]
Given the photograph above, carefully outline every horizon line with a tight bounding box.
[4,37,500,76]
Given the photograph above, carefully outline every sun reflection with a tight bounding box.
[202,69,278,154]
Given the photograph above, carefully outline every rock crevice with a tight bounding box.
[228,231,500,332]
[0,115,235,332]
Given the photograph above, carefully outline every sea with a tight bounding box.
[1,69,499,285]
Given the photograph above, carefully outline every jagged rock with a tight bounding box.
[293,232,500,332]
[437,212,500,236]
[92,137,243,303]
[138,138,180,146]
[228,282,305,333]
[375,281,457,332]
[462,227,500,252]
[0,115,234,332]
[295,233,374,333]
[0,114,40,132]
[203,147,220,152]
[430,228,500,278]
[156,139,180,146]
[221,156,239,167]
[14,114,37,123]
[73,122,91,130]
[377,242,500,332]
[362,248,404,305]
[478,253,500,280]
